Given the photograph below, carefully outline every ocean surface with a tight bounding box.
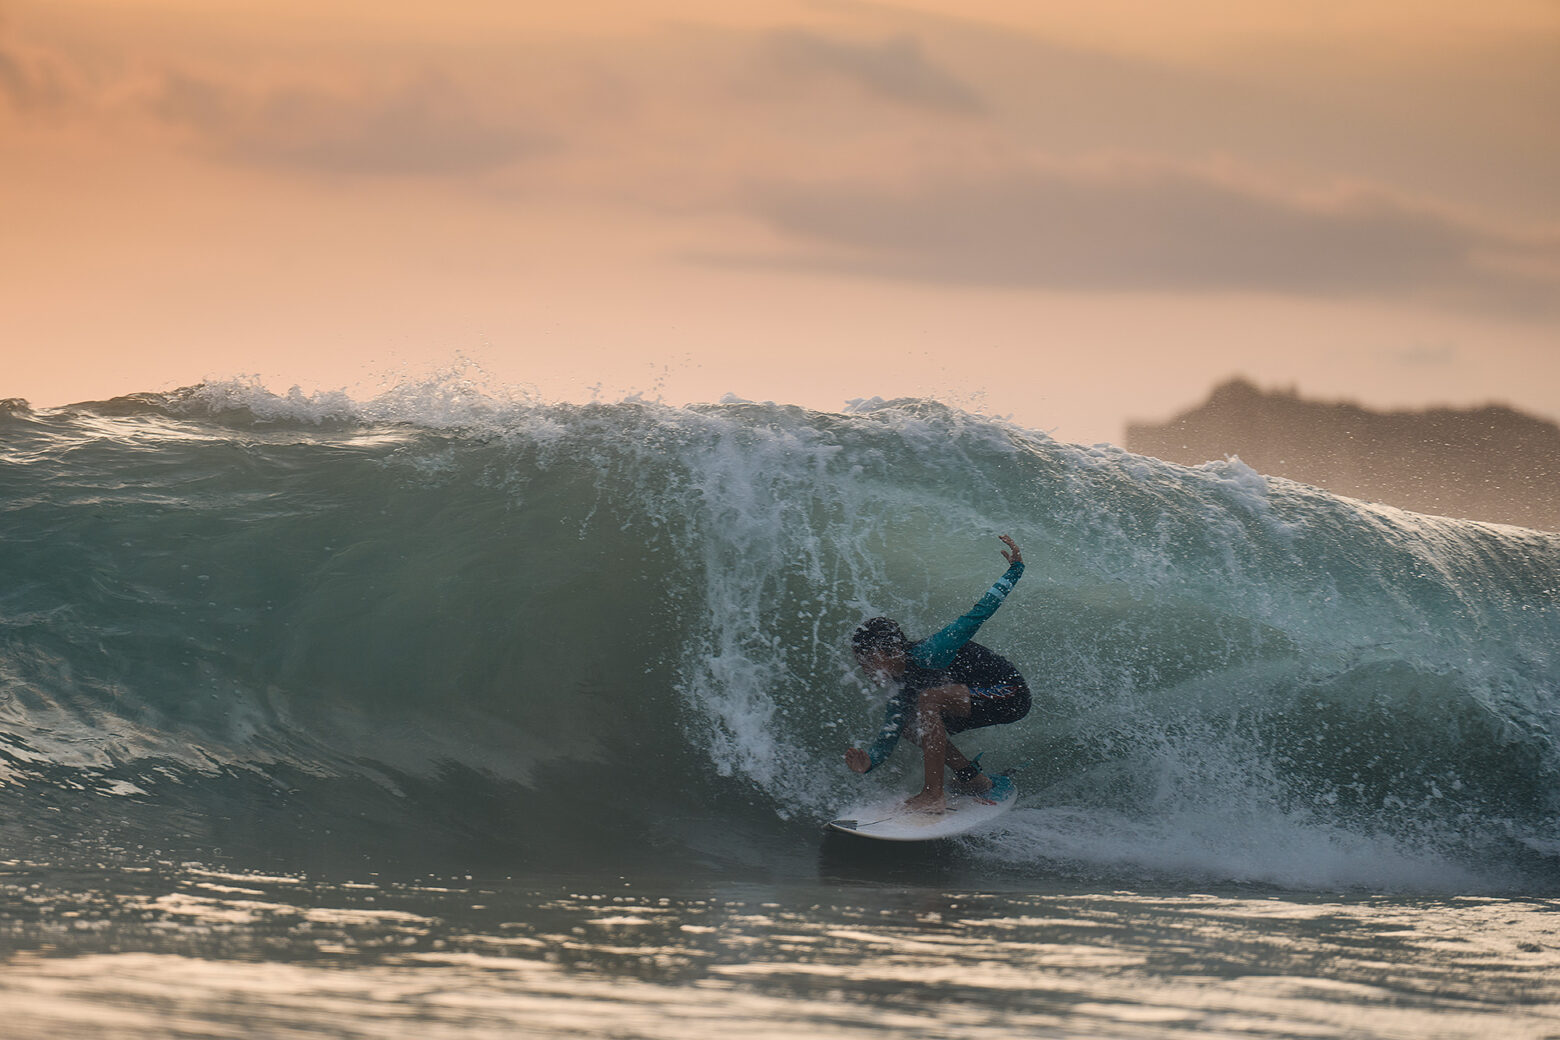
[2,381,1558,1038]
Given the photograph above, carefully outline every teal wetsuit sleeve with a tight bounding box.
[863,695,908,771]
[908,560,1025,670]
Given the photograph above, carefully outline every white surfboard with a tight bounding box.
[827,776,1018,841]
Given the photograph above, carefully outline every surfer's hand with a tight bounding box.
[999,535,1022,565]
[845,747,870,773]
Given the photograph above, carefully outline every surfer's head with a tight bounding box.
[853,617,907,656]
[852,617,909,680]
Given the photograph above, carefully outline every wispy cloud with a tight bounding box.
[755,28,982,113]
[0,41,72,112]
[724,162,1560,314]
[148,70,551,177]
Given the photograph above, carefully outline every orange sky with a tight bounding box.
[4,0,1557,443]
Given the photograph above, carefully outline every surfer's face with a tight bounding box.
[856,647,907,684]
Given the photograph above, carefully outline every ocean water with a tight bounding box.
[1,381,1558,1037]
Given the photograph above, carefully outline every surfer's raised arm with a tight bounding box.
[843,536,1032,810]
[907,535,1024,670]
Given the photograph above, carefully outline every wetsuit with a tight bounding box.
[863,560,1030,771]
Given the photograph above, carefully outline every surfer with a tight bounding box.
[845,535,1030,812]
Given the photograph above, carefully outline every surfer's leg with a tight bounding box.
[905,684,971,811]
[942,682,1028,794]
[931,740,994,794]
[946,743,995,795]
[902,732,987,791]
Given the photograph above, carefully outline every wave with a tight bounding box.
[1,379,1557,890]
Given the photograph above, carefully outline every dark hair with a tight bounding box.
[852,617,908,657]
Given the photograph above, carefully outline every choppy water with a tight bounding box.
[2,380,1558,1037]
[2,862,1557,1039]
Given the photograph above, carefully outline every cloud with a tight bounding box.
[149,70,550,177]
[755,28,982,113]
[1381,344,1459,367]
[0,48,25,104]
[724,162,1560,314]
[0,41,72,112]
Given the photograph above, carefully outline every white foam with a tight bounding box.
[976,804,1493,893]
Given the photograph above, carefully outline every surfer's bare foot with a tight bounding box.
[905,789,946,812]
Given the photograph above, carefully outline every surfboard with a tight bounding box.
[826,776,1017,841]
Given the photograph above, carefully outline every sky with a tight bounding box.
[3,0,1557,444]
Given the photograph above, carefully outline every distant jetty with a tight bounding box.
[1126,379,1560,532]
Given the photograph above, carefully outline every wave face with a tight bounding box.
[2,383,1557,890]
